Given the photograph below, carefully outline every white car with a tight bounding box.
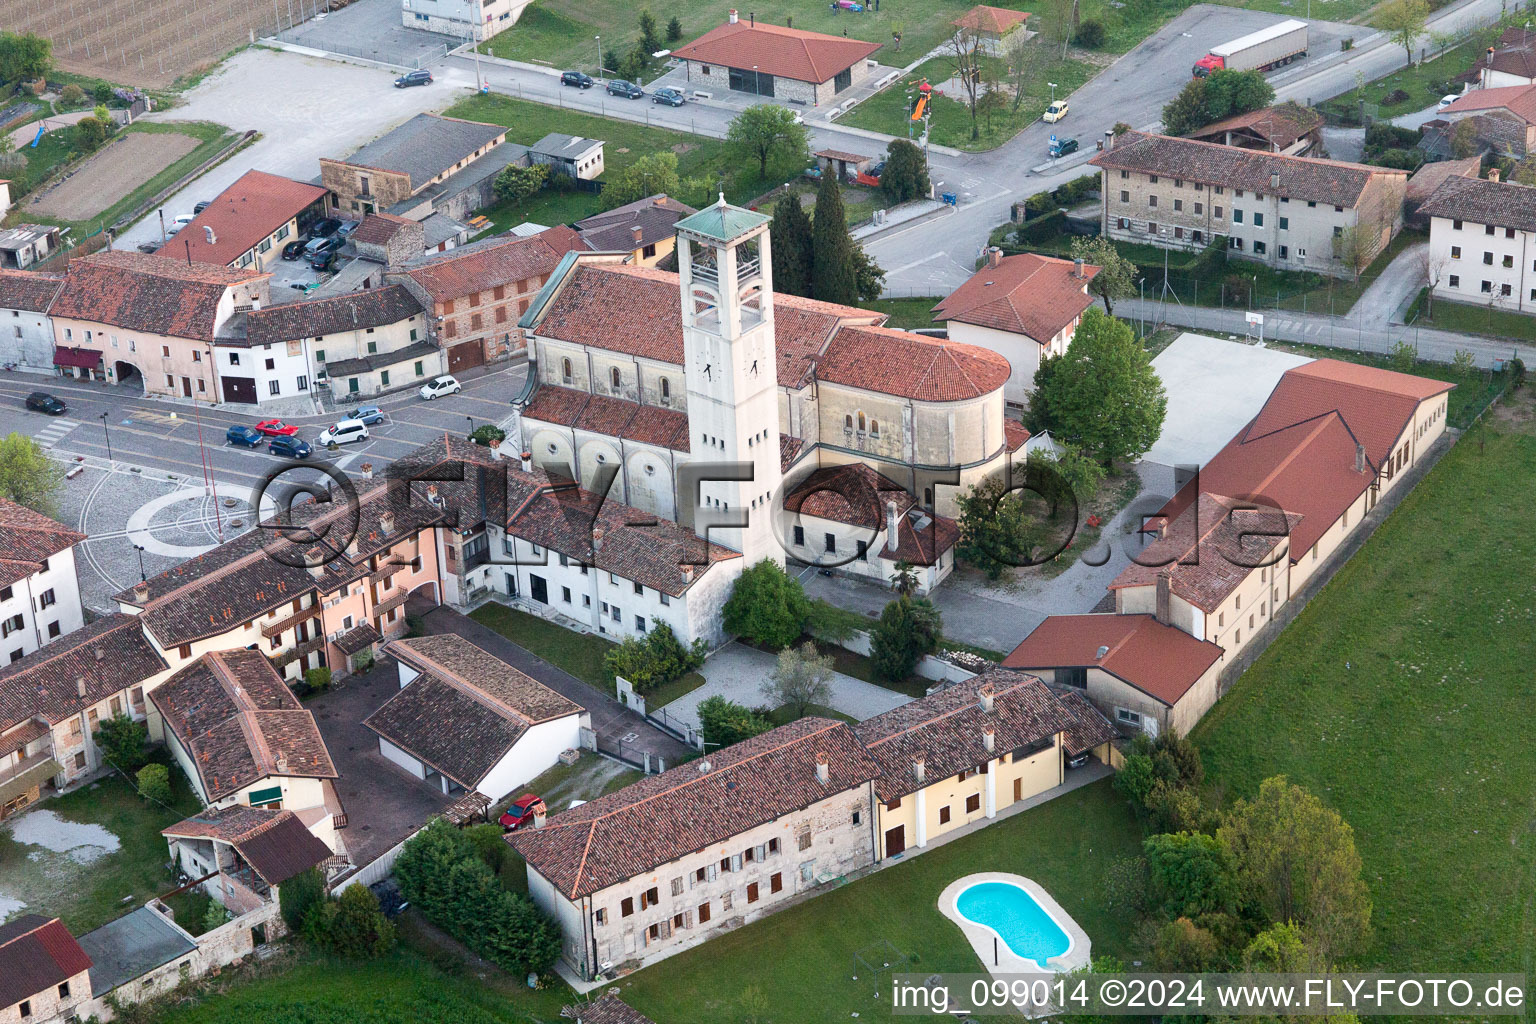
[317,418,369,446]
[419,375,462,400]
[1438,94,1459,111]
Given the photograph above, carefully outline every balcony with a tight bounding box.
[259,603,321,638]
[0,750,61,808]
[373,590,409,618]
[270,635,326,669]
[463,546,490,571]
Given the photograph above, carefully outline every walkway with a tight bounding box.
[658,642,911,728]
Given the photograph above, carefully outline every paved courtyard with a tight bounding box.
[657,641,911,729]
[276,0,461,68]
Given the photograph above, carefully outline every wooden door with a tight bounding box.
[884,825,905,857]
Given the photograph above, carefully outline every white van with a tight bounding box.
[317,418,369,447]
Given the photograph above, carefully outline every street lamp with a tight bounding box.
[1048,81,1058,104]
[753,64,760,96]
[98,411,114,464]
[132,543,147,582]
[466,415,475,440]
[595,35,602,79]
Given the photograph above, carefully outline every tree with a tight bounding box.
[1333,220,1381,281]
[869,596,942,680]
[722,559,810,648]
[1202,69,1274,122]
[326,884,396,958]
[94,714,149,773]
[73,116,109,151]
[279,867,327,932]
[1072,19,1105,48]
[955,476,1046,578]
[761,641,835,719]
[1029,442,1105,502]
[469,424,507,446]
[639,9,662,56]
[946,26,987,140]
[889,560,919,597]
[203,899,231,935]
[666,16,683,42]
[492,163,548,211]
[1218,776,1373,962]
[1161,78,1211,137]
[1068,235,1136,315]
[725,105,810,179]
[697,695,774,748]
[617,42,649,84]
[1032,307,1166,465]
[811,172,858,305]
[604,621,705,692]
[135,763,171,805]
[1375,0,1429,66]
[977,79,1008,135]
[1143,831,1238,919]
[600,151,708,212]
[770,192,813,298]
[0,32,53,84]
[881,139,929,204]
[1449,117,1480,159]
[1152,917,1222,971]
[851,243,886,302]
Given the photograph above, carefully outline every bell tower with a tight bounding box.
[676,195,782,567]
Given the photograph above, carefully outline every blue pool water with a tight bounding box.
[954,881,1071,968]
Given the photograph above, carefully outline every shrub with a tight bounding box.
[1510,355,1526,388]
[469,424,507,446]
[135,763,171,805]
[1013,208,1067,245]
[326,884,396,958]
[202,899,231,934]
[60,83,84,105]
[1452,348,1477,374]
[279,866,327,932]
[96,714,149,773]
[1383,87,1410,105]
[1341,37,1354,50]
[462,822,508,874]
[869,596,942,680]
[1144,831,1237,918]
[72,115,108,151]
[604,621,705,693]
[697,695,773,748]
[1389,339,1417,373]
[1368,147,1422,171]
[1365,122,1421,151]
[722,559,810,649]
[93,81,112,104]
[1072,19,1106,48]
[300,666,332,696]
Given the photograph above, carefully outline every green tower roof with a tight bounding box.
[674,194,771,245]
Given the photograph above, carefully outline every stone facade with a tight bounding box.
[319,160,413,217]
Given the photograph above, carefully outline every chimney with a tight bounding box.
[750,10,755,25]
[1355,442,1366,473]
[1488,45,1496,65]
[133,581,150,603]
[426,483,442,507]
[1270,171,1280,191]
[380,511,395,535]
[1103,129,1115,152]
[94,648,105,662]
[489,438,503,460]
[593,526,605,552]
[815,751,829,784]
[986,246,1003,268]
[983,726,995,753]
[1155,570,1172,625]
[886,499,899,540]
[681,563,696,585]
[728,8,738,22]
[911,754,926,785]
[1489,167,1502,183]
[1073,257,1085,278]
[520,450,533,472]
[533,807,547,829]
[978,684,995,713]
[76,677,86,698]
[305,548,327,580]
[631,225,644,245]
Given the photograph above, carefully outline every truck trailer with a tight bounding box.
[1192,19,1309,77]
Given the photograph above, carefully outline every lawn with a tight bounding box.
[1321,31,1501,124]
[0,759,203,934]
[1193,396,1536,976]
[616,776,1142,1024]
[1407,288,1536,344]
[858,295,942,328]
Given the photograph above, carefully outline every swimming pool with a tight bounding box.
[953,880,1073,969]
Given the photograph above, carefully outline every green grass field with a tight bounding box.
[1408,288,1536,344]
[1194,397,1536,974]
[858,295,942,327]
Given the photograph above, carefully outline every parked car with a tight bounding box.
[255,419,299,437]
[1049,136,1079,157]
[499,793,546,832]
[1066,749,1091,769]
[310,249,337,272]
[317,418,369,446]
[418,375,462,400]
[308,218,343,240]
[280,239,307,261]
[225,425,264,448]
[1043,99,1069,123]
[269,435,312,459]
[607,79,643,99]
[561,70,595,89]
[1438,94,1459,111]
[347,405,385,425]
[172,213,196,228]
[652,86,686,106]
[25,392,65,415]
[304,234,342,258]
[193,200,212,214]
[394,69,432,88]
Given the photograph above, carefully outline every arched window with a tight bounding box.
[869,419,880,436]
[857,412,866,432]
[660,377,671,400]
[561,357,572,383]
[610,367,621,390]
[844,414,854,430]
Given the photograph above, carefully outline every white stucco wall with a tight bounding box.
[475,712,583,803]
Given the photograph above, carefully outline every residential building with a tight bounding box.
[1089,131,1409,278]
[392,226,585,372]
[320,114,509,218]
[400,0,535,39]
[351,213,429,264]
[951,5,1031,54]
[241,284,433,396]
[0,498,86,664]
[530,134,606,182]
[932,249,1099,407]
[0,614,173,813]
[365,633,587,802]
[175,170,328,272]
[0,269,62,374]
[672,13,881,106]
[565,996,660,1024]
[0,223,62,270]
[1004,613,1227,738]
[574,195,697,266]
[1436,85,1536,157]
[146,649,345,854]
[1419,171,1536,311]
[857,671,1114,858]
[1186,102,1323,156]
[1480,40,1536,89]
[0,915,92,1024]
[162,805,335,917]
[1403,155,1481,228]
[46,250,271,403]
[509,716,882,980]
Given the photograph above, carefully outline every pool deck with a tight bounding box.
[939,872,1092,984]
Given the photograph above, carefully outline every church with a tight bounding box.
[508,198,1027,601]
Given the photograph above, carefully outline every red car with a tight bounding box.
[499,793,546,832]
[255,419,299,437]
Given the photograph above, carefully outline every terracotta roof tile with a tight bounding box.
[952,5,1030,33]
[672,19,882,84]
[165,806,331,886]
[565,995,659,1024]
[1187,102,1322,151]
[522,384,689,452]
[244,284,422,345]
[351,211,414,246]
[1004,613,1225,706]
[1418,173,1536,231]
[0,497,85,590]
[575,194,698,252]
[0,613,168,732]
[387,634,584,724]
[1441,83,1536,123]
[0,268,63,312]
[816,324,1010,401]
[400,226,584,301]
[177,170,328,267]
[933,252,1097,340]
[0,916,91,1009]
[49,250,262,341]
[1404,156,1481,204]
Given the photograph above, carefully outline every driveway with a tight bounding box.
[276,0,461,68]
[657,642,911,729]
[418,604,693,766]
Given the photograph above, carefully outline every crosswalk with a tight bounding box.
[33,418,79,449]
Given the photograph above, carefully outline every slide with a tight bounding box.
[911,95,927,121]
[31,123,45,147]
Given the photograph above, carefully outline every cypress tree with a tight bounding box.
[811,172,857,305]
[770,193,813,297]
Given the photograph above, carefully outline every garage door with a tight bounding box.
[447,340,485,374]
[222,376,257,404]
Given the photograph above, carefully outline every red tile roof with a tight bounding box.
[1187,102,1322,151]
[781,463,959,565]
[1441,83,1536,123]
[177,170,328,267]
[0,268,64,312]
[351,211,415,246]
[0,915,91,1009]
[49,250,262,341]
[509,716,880,898]
[165,806,331,886]
[952,5,1030,34]
[672,19,882,84]
[1004,613,1225,706]
[0,613,168,733]
[400,226,585,300]
[933,252,1097,340]
[816,324,1010,401]
[0,497,84,590]
[521,384,690,453]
